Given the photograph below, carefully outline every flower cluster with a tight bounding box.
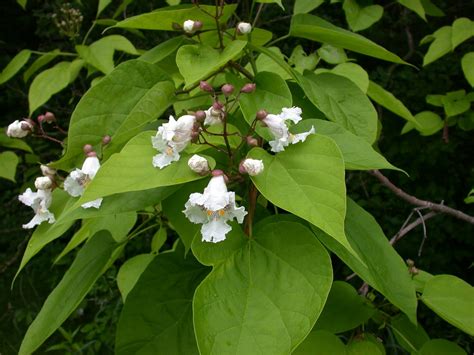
[19,174,55,229]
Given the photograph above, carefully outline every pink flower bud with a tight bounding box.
[87,151,97,157]
[195,110,206,122]
[102,135,111,145]
[246,136,259,147]
[221,84,235,96]
[212,101,224,110]
[200,81,213,92]
[240,83,256,93]
[256,109,268,120]
[20,120,34,131]
[211,169,224,177]
[193,20,203,31]
[44,111,56,123]
[37,114,46,123]
[83,144,93,154]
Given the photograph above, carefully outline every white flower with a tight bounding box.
[34,176,53,190]
[237,22,252,34]
[19,187,55,229]
[183,20,195,33]
[188,154,210,175]
[183,175,247,243]
[204,106,224,126]
[241,159,264,176]
[152,114,196,169]
[7,120,31,138]
[64,156,103,209]
[262,107,315,152]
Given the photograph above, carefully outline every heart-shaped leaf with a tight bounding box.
[343,0,383,32]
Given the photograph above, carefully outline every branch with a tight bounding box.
[369,170,474,224]
[390,210,438,245]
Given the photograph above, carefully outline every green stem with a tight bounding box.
[266,33,290,47]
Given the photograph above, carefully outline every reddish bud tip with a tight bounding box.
[212,101,224,110]
[211,169,224,177]
[44,111,56,123]
[193,20,203,30]
[195,110,206,122]
[87,151,97,157]
[83,144,93,154]
[102,135,111,145]
[240,83,256,93]
[256,109,268,120]
[246,136,259,147]
[200,81,213,92]
[238,161,247,174]
[221,84,235,96]
[37,114,45,123]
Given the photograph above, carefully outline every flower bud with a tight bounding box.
[7,120,32,138]
[83,144,93,154]
[246,136,259,147]
[240,158,264,176]
[237,22,252,35]
[191,130,200,143]
[221,84,235,96]
[37,114,46,123]
[183,19,195,33]
[44,111,56,123]
[240,83,256,93]
[195,110,206,122]
[212,101,224,110]
[87,151,97,157]
[35,176,53,190]
[171,22,181,31]
[256,109,268,120]
[200,81,213,92]
[193,20,203,31]
[102,135,111,145]
[188,154,210,175]
[41,164,56,177]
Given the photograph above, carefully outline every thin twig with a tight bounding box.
[228,60,255,80]
[369,170,474,224]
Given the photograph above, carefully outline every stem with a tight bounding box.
[245,183,258,237]
[215,0,224,49]
[82,21,96,45]
[229,61,254,80]
[30,50,77,57]
[252,3,265,28]
[267,34,290,47]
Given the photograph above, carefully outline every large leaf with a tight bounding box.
[461,52,474,87]
[192,217,333,354]
[294,119,400,171]
[76,35,138,74]
[139,36,185,64]
[0,132,32,152]
[97,0,112,16]
[78,131,214,204]
[419,339,466,355]
[116,253,155,302]
[19,231,117,355]
[115,245,209,355]
[421,274,474,335]
[176,41,247,87]
[114,4,237,31]
[293,330,346,355]
[343,0,383,32]
[398,0,426,20]
[315,281,375,333]
[313,198,418,323]
[294,0,325,14]
[23,49,61,82]
[247,135,357,257]
[0,151,19,182]
[290,14,407,64]
[316,62,369,92]
[28,59,83,115]
[53,60,175,170]
[0,49,31,85]
[297,71,378,143]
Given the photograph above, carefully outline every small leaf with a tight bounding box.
[293,330,346,354]
[0,49,31,85]
[461,52,474,87]
[402,111,443,136]
[151,227,167,253]
[0,132,33,152]
[117,254,155,302]
[23,49,61,82]
[97,0,112,16]
[289,45,319,73]
[398,0,426,20]
[317,44,348,64]
[318,62,368,92]
[343,0,384,32]
[346,338,384,354]
[256,0,284,9]
[139,36,185,64]
[420,0,444,17]
[391,314,430,353]
[421,274,474,335]
[419,339,467,355]
[0,151,19,182]
[294,0,325,14]
[16,0,27,9]
[19,231,117,355]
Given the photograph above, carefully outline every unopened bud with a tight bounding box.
[35,176,53,190]
[188,154,210,175]
[200,81,213,92]
[221,84,235,96]
[171,22,181,31]
[195,110,206,122]
[41,164,56,177]
[406,259,415,267]
[7,120,32,138]
[240,83,256,93]
[237,22,252,35]
[87,151,97,157]
[20,120,34,131]
[246,136,258,147]
[211,169,224,177]
[83,144,93,154]
[193,20,203,31]
[212,101,224,110]
[256,109,268,120]
[102,135,111,145]
[240,158,264,176]
[183,19,195,33]
[44,111,56,123]
[37,114,46,123]
[191,130,200,143]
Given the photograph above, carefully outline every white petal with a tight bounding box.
[201,219,231,243]
[183,197,208,224]
[35,176,52,190]
[64,170,85,197]
[204,107,223,126]
[227,192,248,223]
[280,107,303,124]
[263,114,288,140]
[237,22,252,34]
[19,188,37,207]
[290,126,315,145]
[269,137,289,152]
[242,159,264,176]
[201,175,230,210]
[183,20,195,33]
[7,120,29,138]
[81,198,103,209]
[152,128,168,151]
[81,156,101,179]
[152,151,179,169]
[22,210,54,229]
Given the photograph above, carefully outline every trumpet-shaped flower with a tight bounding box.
[64,155,103,209]
[19,180,55,229]
[183,175,247,243]
[152,115,195,169]
[262,107,315,152]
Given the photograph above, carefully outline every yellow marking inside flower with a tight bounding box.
[207,210,213,216]
[218,209,225,216]
[206,209,226,217]
[165,146,174,156]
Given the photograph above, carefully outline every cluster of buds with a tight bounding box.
[6,119,34,138]
[37,111,56,124]
[51,3,83,39]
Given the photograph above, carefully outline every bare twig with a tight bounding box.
[390,210,438,245]
[369,170,474,224]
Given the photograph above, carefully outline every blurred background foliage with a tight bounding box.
[0,0,472,353]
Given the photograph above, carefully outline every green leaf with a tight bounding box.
[76,35,138,75]
[413,269,434,293]
[289,45,319,73]
[19,231,117,355]
[391,314,430,353]
[313,198,418,323]
[97,0,112,16]
[0,132,33,152]
[315,281,375,333]
[117,253,155,302]
[0,49,31,85]
[402,111,443,136]
[139,36,185,64]
[252,47,292,80]
[78,131,214,205]
[317,44,348,64]
[0,151,19,182]
[248,135,357,257]
[421,274,474,335]
[290,14,407,64]
[419,339,466,355]
[294,119,400,171]
[28,60,84,115]
[461,52,474,87]
[17,0,27,9]
[420,0,444,17]
[346,338,384,354]
[293,330,346,355]
[116,245,209,355]
[294,0,325,14]
[114,4,237,31]
[53,60,174,170]
[328,62,368,92]
[367,80,417,123]
[297,71,378,143]
[249,44,297,80]
[343,0,384,32]
[23,49,61,82]
[151,227,167,253]
[193,217,333,354]
[176,41,247,87]
[398,0,426,20]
